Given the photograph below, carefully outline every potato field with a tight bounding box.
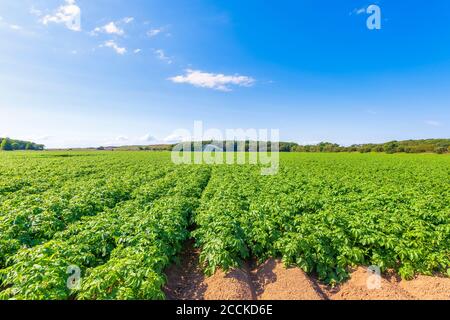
[0,151,449,300]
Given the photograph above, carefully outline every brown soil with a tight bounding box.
[396,274,450,300]
[163,241,254,300]
[323,267,414,300]
[251,259,323,300]
[164,243,450,300]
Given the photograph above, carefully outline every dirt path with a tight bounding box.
[164,241,254,300]
[249,259,323,300]
[164,243,450,300]
[395,274,450,300]
[321,267,414,300]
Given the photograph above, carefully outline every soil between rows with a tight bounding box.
[163,242,450,300]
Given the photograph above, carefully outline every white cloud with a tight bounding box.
[134,49,142,54]
[0,18,28,33]
[101,134,161,146]
[154,49,172,64]
[36,135,53,141]
[168,69,255,92]
[30,7,42,17]
[425,120,441,127]
[140,134,156,142]
[9,24,22,30]
[41,0,81,32]
[147,28,162,37]
[93,21,124,36]
[0,18,33,35]
[122,17,134,24]
[164,133,191,143]
[102,40,127,55]
[91,18,134,36]
[116,135,129,142]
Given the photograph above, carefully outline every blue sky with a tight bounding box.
[0,0,449,148]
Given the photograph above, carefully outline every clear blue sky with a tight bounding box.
[0,0,449,148]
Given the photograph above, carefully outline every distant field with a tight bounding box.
[0,151,449,300]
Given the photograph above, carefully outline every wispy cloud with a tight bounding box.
[122,17,134,24]
[425,120,441,127]
[134,49,142,54]
[140,134,156,142]
[0,18,29,34]
[103,134,159,146]
[102,40,127,55]
[91,17,134,36]
[92,21,124,36]
[168,69,255,92]
[154,49,172,64]
[116,135,129,142]
[36,135,53,141]
[9,24,22,31]
[164,133,191,143]
[41,0,81,32]
[147,28,162,37]
[30,6,42,17]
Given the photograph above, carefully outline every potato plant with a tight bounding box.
[0,151,449,299]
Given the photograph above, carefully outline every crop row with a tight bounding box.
[0,164,211,299]
[192,154,450,284]
[0,152,448,299]
[0,160,174,267]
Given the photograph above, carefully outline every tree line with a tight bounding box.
[0,138,45,151]
[169,139,450,154]
[2,137,448,154]
[291,139,450,154]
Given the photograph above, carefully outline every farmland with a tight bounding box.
[0,151,449,300]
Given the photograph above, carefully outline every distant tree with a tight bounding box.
[279,142,298,152]
[384,141,399,154]
[25,143,33,150]
[404,147,413,153]
[1,138,12,151]
[285,139,450,154]
[435,146,447,154]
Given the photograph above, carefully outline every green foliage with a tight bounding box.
[384,141,399,154]
[293,139,450,154]
[0,138,12,151]
[0,151,448,299]
[0,137,44,151]
[192,153,450,285]
[0,152,210,300]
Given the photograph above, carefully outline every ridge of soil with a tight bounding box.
[164,242,450,300]
[249,259,323,300]
[163,241,254,300]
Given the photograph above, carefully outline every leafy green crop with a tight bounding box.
[0,151,449,299]
[193,153,450,285]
